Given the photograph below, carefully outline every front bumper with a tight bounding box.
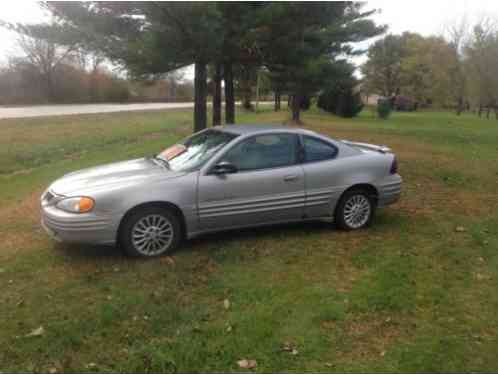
[40,203,118,245]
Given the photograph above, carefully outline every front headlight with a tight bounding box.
[56,196,95,213]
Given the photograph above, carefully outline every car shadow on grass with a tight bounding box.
[182,220,336,253]
[51,210,408,265]
[52,242,123,260]
[51,220,336,261]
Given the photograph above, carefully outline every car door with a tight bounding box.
[300,135,344,218]
[197,133,305,230]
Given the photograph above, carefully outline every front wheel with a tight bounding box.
[334,189,375,230]
[119,206,181,257]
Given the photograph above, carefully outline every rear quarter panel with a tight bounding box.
[304,151,392,217]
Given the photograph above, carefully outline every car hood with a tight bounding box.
[50,158,184,196]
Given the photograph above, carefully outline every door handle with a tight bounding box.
[284,175,299,182]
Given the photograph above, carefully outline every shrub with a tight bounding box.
[393,95,416,111]
[104,79,130,102]
[317,87,363,118]
[377,97,391,119]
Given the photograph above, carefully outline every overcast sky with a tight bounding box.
[1,0,498,77]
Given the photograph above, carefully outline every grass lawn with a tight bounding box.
[1,107,497,373]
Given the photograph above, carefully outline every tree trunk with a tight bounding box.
[478,104,483,117]
[290,95,302,123]
[194,61,207,132]
[241,81,252,110]
[255,70,260,112]
[224,62,235,124]
[44,70,55,102]
[212,63,222,126]
[456,97,463,116]
[274,91,281,111]
[486,107,490,119]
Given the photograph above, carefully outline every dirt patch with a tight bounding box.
[397,178,497,219]
[0,190,46,257]
[335,314,410,361]
[0,190,42,224]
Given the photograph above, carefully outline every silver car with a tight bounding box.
[40,125,402,257]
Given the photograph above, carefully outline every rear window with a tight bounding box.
[303,136,338,162]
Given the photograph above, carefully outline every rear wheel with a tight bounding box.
[334,188,375,230]
[119,206,181,257]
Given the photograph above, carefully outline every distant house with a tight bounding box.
[355,82,381,106]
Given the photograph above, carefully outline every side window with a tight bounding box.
[303,136,338,163]
[223,134,298,171]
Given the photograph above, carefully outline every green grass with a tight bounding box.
[1,107,498,372]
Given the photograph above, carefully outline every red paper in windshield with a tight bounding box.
[160,144,187,161]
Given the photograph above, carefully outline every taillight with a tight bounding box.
[390,156,398,174]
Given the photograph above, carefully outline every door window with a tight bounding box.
[223,134,299,171]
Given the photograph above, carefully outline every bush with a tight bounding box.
[393,95,416,111]
[103,79,130,102]
[377,98,391,119]
[317,87,363,118]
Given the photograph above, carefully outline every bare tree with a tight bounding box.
[444,17,468,115]
[1,19,80,102]
[464,18,498,118]
[16,33,78,101]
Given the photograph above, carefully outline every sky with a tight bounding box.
[1,0,498,77]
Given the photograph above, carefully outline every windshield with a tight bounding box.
[157,129,237,172]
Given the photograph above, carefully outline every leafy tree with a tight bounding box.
[317,61,363,118]
[363,32,458,108]
[398,33,455,107]
[38,2,223,131]
[254,2,383,123]
[216,2,267,123]
[16,2,382,129]
[361,34,406,97]
[464,20,498,118]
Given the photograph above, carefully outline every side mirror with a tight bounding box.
[212,161,238,175]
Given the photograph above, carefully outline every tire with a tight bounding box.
[119,205,182,257]
[334,188,375,231]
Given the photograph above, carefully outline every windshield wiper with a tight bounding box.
[151,155,170,169]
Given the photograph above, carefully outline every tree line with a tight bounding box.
[362,18,498,118]
[0,20,196,106]
[8,2,383,131]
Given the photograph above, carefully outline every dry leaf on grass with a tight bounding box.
[223,299,230,310]
[25,326,44,337]
[160,256,176,265]
[237,359,257,369]
[281,341,299,355]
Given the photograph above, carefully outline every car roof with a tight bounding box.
[212,124,319,136]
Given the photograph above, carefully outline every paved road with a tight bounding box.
[0,102,196,119]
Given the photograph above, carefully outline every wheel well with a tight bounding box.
[340,184,378,204]
[117,201,187,242]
